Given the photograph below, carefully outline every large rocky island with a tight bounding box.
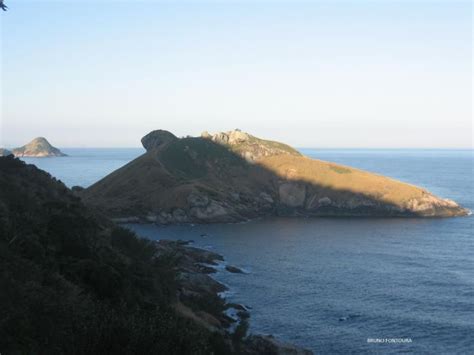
[12,137,67,157]
[82,129,468,224]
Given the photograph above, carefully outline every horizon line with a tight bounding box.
[11,146,473,150]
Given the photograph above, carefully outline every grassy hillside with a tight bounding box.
[160,137,249,180]
[259,154,425,206]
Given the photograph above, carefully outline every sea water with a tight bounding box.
[21,148,145,188]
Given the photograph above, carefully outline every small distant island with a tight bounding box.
[11,137,67,157]
[82,129,468,223]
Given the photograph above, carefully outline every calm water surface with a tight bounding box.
[21,148,144,187]
[21,149,474,354]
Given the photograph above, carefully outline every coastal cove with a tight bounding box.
[127,215,474,353]
[18,148,473,353]
[124,149,473,353]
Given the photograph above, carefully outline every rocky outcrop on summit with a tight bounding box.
[12,137,66,157]
[0,148,12,156]
[81,129,469,223]
[202,129,301,162]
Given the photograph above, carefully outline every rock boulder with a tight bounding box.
[141,130,178,151]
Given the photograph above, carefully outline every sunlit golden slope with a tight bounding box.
[258,154,425,206]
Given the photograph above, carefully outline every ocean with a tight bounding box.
[21,148,145,188]
[20,148,474,354]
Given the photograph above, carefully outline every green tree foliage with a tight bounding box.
[0,156,233,354]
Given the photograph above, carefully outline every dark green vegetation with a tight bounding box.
[329,165,352,174]
[0,156,244,354]
[160,137,248,180]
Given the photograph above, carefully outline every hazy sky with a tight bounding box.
[0,0,472,148]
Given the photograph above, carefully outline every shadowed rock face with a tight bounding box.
[12,137,66,157]
[81,129,469,224]
[0,148,12,157]
[141,130,178,151]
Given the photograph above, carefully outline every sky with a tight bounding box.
[0,0,472,148]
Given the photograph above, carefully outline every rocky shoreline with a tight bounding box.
[110,203,471,227]
[156,239,313,354]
